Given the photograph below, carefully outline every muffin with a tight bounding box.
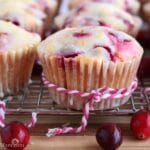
[26,0,60,35]
[139,0,150,4]
[0,0,59,37]
[32,0,59,19]
[55,3,142,37]
[141,1,150,24]
[0,20,41,97]
[68,0,140,15]
[38,26,143,110]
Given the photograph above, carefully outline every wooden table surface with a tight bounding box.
[1,115,150,150]
[26,135,150,150]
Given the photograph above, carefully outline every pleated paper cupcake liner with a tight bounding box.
[0,47,36,98]
[40,54,141,110]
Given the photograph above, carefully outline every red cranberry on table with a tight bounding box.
[130,110,150,140]
[96,123,123,150]
[1,121,30,150]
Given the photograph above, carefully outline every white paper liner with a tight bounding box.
[40,54,141,110]
[0,47,36,98]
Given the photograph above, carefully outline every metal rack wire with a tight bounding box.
[4,77,150,116]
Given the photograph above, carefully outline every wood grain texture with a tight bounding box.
[25,136,150,150]
[1,135,149,150]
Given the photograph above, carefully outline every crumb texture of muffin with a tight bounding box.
[38,26,143,110]
[0,20,41,97]
[0,0,58,36]
[55,2,142,36]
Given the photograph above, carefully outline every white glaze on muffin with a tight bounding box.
[0,20,41,52]
[38,26,143,62]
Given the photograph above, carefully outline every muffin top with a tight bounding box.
[38,27,143,62]
[20,0,57,12]
[0,0,46,31]
[0,20,41,52]
[68,0,140,14]
[55,3,141,36]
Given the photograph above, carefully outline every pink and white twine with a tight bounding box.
[0,101,37,129]
[0,101,6,128]
[42,74,138,137]
[0,75,148,137]
[25,112,38,128]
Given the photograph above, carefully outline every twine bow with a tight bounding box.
[0,74,141,137]
[42,73,138,137]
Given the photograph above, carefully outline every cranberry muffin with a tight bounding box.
[68,0,140,15]
[0,0,59,36]
[141,1,150,24]
[38,26,143,110]
[55,3,142,36]
[0,20,41,97]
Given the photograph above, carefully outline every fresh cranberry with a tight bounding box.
[123,39,131,42]
[62,17,72,28]
[75,5,85,15]
[115,14,134,30]
[1,121,30,150]
[94,45,116,61]
[57,52,80,69]
[63,53,79,58]
[108,32,118,45]
[98,21,110,27]
[130,110,150,140]
[101,46,115,61]
[123,19,134,30]
[109,32,131,43]
[12,20,20,26]
[73,32,91,38]
[80,18,99,26]
[96,123,123,150]
[5,19,20,26]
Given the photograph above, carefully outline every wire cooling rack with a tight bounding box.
[4,77,150,116]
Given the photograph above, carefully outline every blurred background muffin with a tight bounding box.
[136,0,150,48]
[68,0,140,15]
[0,20,41,97]
[0,0,59,37]
[141,0,150,24]
[55,2,142,37]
